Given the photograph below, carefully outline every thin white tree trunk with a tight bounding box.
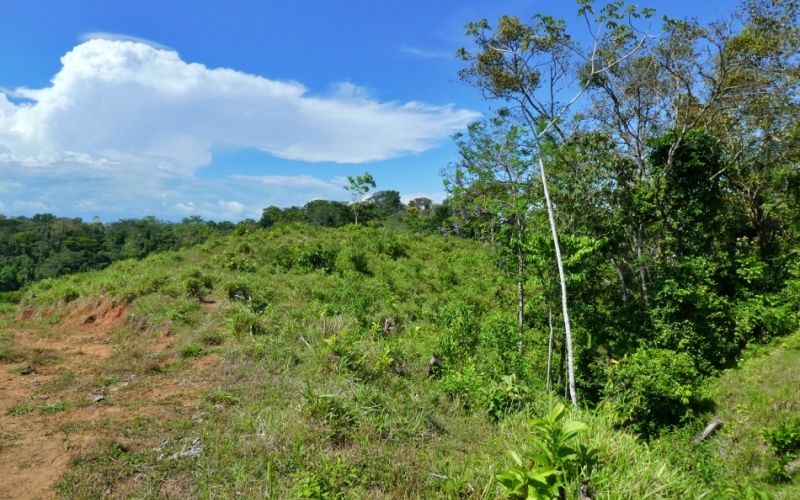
[537,152,577,406]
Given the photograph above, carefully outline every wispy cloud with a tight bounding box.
[79,32,173,51]
[233,174,339,189]
[395,44,453,60]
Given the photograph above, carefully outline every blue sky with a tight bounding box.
[0,0,738,222]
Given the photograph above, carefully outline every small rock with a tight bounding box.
[169,438,203,460]
[89,394,104,403]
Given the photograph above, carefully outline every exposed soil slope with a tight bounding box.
[0,298,214,499]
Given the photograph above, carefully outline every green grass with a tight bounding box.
[5,224,799,498]
[0,330,22,362]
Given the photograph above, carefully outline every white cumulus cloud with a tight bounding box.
[0,38,479,220]
[0,39,478,172]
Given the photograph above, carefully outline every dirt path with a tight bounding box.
[0,298,125,499]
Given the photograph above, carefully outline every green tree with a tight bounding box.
[448,115,539,353]
[344,172,376,225]
[458,0,654,405]
[303,200,352,227]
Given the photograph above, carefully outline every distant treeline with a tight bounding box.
[0,191,451,293]
[258,191,451,231]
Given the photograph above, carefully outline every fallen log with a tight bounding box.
[694,417,724,444]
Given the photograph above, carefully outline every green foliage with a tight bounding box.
[763,419,800,457]
[303,385,357,444]
[479,312,523,379]
[435,302,481,366]
[336,246,369,275]
[496,403,599,499]
[480,374,530,423]
[438,359,483,409]
[180,345,207,358]
[183,269,213,302]
[204,387,240,406]
[604,348,702,438]
[296,243,339,273]
[222,278,253,302]
[292,455,361,499]
[228,305,266,336]
[763,418,800,483]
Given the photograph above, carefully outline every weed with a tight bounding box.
[0,331,22,362]
[204,387,240,406]
[6,403,35,416]
[38,400,74,415]
[180,345,207,358]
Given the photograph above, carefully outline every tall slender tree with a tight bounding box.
[457,0,654,405]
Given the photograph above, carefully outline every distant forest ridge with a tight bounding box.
[0,192,450,293]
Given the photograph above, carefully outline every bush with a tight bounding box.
[296,243,338,272]
[222,279,253,302]
[603,348,702,438]
[762,418,800,483]
[480,374,530,423]
[496,403,599,499]
[439,359,483,410]
[336,246,370,274]
[228,306,266,336]
[435,302,480,366]
[183,269,213,302]
[479,312,522,379]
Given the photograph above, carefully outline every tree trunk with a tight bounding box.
[606,252,631,302]
[517,245,525,354]
[537,152,577,406]
[546,304,554,393]
[636,222,648,305]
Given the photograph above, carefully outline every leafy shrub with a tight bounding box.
[603,348,702,438]
[480,374,530,423]
[763,418,800,457]
[762,418,800,483]
[479,312,522,379]
[57,286,80,303]
[228,306,265,336]
[296,243,338,272]
[183,269,213,302]
[372,233,407,259]
[336,246,369,274]
[292,456,361,499]
[439,359,483,409]
[436,302,480,366]
[223,279,253,302]
[496,403,599,499]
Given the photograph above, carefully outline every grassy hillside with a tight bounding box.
[0,224,798,498]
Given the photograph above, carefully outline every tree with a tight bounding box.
[344,172,376,225]
[448,115,539,352]
[458,0,653,405]
[303,200,352,227]
[367,190,404,220]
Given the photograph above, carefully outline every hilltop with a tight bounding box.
[0,224,798,498]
